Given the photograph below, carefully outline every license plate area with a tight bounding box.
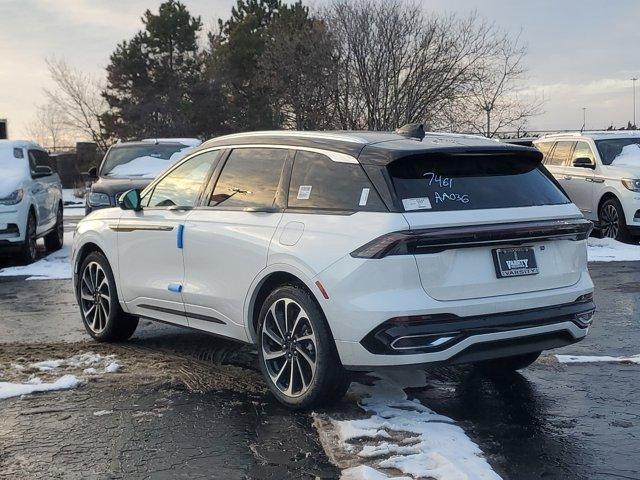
[492,246,539,278]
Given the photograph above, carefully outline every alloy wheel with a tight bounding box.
[56,209,63,243]
[601,204,619,239]
[261,298,317,398]
[27,215,37,260]
[80,261,111,333]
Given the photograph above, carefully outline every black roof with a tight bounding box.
[198,130,542,165]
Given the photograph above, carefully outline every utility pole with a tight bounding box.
[632,77,638,128]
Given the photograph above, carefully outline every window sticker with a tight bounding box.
[297,185,312,200]
[359,188,370,206]
[402,197,432,211]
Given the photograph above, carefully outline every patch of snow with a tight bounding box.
[31,353,117,371]
[0,232,73,280]
[0,374,81,399]
[104,361,120,373]
[107,146,195,179]
[556,354,640,364]
[587,237,640,262]
[0,156,30,197]
[326,370,501,480]
[141,138,202,148]
[611,144,640,166]
[93,410,114,416]
[83,367,98,375]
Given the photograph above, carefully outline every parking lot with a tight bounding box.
[0,216,638,480]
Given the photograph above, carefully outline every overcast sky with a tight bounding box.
[1,0,639,140]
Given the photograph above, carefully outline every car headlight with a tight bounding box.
[0,189,24,205]
[622,179,640,192]
[88,192,111,207]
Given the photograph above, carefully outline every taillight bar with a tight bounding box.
[350,218,593,259]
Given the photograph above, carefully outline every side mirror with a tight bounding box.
[118,189,142,211]
[32,165,53,178]
[572,157,595,169]
[87,166,98,179]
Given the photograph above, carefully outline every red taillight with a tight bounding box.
[349,232,410,259]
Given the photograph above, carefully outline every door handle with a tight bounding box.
[563,176,572,180]
[168,205,193,211]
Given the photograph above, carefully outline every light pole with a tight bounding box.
[582,107,587,131]
[632,77,638,128]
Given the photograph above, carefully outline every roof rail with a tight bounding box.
[204,130,368,145]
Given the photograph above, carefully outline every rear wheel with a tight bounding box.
[258,284,350,410]
[475,351,541,375]
[44,205,64,251]
[19,212,38,264]
[599,197,631,243]
[78,251,138,342]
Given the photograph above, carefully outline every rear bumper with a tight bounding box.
[338,299,594,370]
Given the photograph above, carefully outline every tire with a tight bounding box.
[77,251,139,342]
[44,205,64,252]
[19,212,38,264]
[475,351,541,376]
[257,284,350,410]
[599,197,632,243]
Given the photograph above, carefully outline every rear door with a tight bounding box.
[387,151,583,301]
[563,141,595,214]
[181,147,288,340]
[546,141,576,200]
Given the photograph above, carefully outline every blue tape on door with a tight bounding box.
[168,283,183,293]
[177,224,185,249]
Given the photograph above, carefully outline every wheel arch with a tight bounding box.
[245,265,326,344]
[597,191,621,217]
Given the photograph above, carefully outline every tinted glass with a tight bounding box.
[547,141,575,166]
[209,148,287,208]
[572,141,595,164]
[147,151,218,207]
[595,137,640,165]
[534,142,554,164]
[28,150,52,172]
[288,151,385,211]
[388,154,569,212]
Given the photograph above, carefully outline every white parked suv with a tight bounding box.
[72,129,595,409]
[534,131,640,242]
[0,140,64,263]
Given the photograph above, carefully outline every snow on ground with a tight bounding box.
[63,188,85,218]
[0,353,121,400]
[587,237,640,262]
[318,370,501,480]
[0,231,73,280]
[556,353,640,364]
[0,375,81,400]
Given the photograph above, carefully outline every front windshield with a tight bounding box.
[101,144,193,178]
[595,138,640,165]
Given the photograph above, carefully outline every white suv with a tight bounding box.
[534,131,640,242]
[72,130,595,409]
[0,140,64,263]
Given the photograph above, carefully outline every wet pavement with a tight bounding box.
[1,231,639,478]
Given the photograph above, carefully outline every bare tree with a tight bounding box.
[44,58,109,150]
[26,102,70,150]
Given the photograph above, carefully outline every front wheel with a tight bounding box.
[599,197,631,243]
[258,285,350,410]
[78,251,139,342]
[475,351,541,376]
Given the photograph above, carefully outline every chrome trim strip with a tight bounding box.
[109,223,175,232]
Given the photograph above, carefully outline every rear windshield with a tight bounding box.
[388,154,569,212]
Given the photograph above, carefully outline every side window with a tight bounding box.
[28,150,52,173]
[535,142,554,164]
[288,150,386,211]
[547,141,575,166]
[572,141,595,164]
[146,151,218,208]
[209,148,287,208]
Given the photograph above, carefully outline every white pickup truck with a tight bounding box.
[0,140,63,263]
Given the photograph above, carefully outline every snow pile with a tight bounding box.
[0,231,73,280]
[611,144,640,166]
[587,237,640,262]
[142,138,201,148]
[31,352,118,373]
[556,353,640,364]
[326,370,501,480]
[93,410,114,416]
[63,188,85,218]
[0,375,81,400]
[108,146,194,178]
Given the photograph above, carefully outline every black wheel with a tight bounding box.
[44,205,64,252]
[77,251,138,342]
[475,351,541,376]
[19,212,38,264]
[599,197,631,243]
[258,284,350,410]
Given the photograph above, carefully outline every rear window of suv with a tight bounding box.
[388,153,569,212]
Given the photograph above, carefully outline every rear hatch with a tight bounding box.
[385,148,590,301]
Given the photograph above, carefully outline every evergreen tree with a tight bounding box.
[102,0,211,139]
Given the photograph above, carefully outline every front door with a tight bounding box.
[563,141,595,214]
[117,150,220,326]
[182,147,288,340]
